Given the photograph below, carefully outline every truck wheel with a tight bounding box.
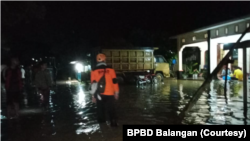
[155,73,164,83]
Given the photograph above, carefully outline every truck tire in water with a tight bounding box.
[155,73,164,83]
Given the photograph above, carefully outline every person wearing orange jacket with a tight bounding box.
[90,53,119,127]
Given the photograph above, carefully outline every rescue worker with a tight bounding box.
[90,53,119,127]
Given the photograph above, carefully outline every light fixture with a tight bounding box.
[235,25,238,32]
[70,61,77,64]
[204,34,208,38]
[75,63,84,73]
[192,36,196,41]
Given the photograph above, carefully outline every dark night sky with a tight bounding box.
[42,2,250,36]
[2,1,250,61]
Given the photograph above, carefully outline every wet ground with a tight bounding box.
[183,80,250,125]
[1,79,250,141]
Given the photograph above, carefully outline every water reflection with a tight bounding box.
[0,83,7,120]
[183,80,250,125]
[73,83,101,135]
[76,85,86,108]
[76,122,100,135]
[1,79,249,140]
[40,114,56,136]
[40,89,57,136]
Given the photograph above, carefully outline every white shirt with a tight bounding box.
[21,68,25,79]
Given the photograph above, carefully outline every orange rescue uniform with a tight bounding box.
[91,66,119,96]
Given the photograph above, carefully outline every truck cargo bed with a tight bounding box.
[102,49,154,72]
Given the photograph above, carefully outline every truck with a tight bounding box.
[91,47,170,84]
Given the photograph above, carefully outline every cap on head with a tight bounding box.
[96,53,106,62]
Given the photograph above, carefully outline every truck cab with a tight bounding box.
[154,55,170,82]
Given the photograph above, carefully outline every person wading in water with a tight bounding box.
[5,57,23,119]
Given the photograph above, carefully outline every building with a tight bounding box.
[171,15,250,77]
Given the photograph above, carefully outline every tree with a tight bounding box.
[150,31,177,64]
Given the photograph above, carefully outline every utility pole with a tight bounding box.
[207,30,211,75]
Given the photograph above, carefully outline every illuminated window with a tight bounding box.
[204,34,208,38]
[225,28,228,34]
[216,30,219,36]
[247,23,249,28]
[192,36,196,41]
[182,39,185,43]
[235,25,238,32]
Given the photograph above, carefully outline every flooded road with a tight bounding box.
[1,79,249,141]
[183,80,250,125]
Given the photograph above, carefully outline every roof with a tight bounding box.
[170,14,250,39]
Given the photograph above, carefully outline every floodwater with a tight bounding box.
[1,79,249,141]
[182,80,250,125]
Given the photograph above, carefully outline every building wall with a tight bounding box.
[175,19,250,73]
[176,33,250,73]
[177,20,250,47]
[210,33,250,73]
